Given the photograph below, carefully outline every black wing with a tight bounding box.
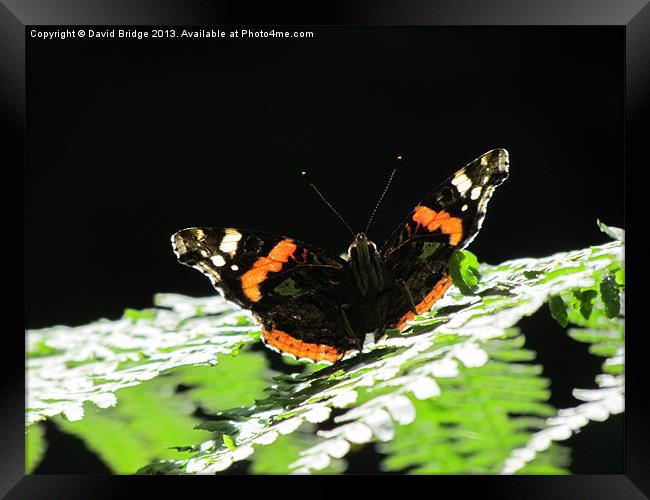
[172,227,356,362]
[381,149,509,329]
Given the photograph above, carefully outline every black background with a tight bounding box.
[27,27,624,473]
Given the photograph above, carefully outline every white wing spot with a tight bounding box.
[498,152,509,171]
[231,264,239,271]
[470,186,482,200]
[451,171,467,186]
[219,229,242,255]
[462,204,469,211]
[458,179,472,195]
[452,172,472,195]
[211,254,226,267]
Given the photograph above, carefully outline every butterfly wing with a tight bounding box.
[381,149,509,329]
[172,227,355,362]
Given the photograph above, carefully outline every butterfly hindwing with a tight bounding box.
[171,227,354,362]
[382,149,509,329]
[261,291,357,363]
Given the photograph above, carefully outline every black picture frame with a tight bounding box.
[3,1,647,497]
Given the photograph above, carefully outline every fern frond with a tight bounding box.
[501,249,624,474]
[27,233,623,474]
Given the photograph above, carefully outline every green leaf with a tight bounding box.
[123,308,157,322]
[54,352,270,473]
[223,435,236,451]
[379,330,563,474]
[174,355,269,414]
[449,250,481,295]
[503,272,624,474]
[25,424,46,473]
[26,294,260,425]
[524,270,544,280]
[516,444,571,474]
[597,219,625,241]
[251,433,344,474]
[615,268,625,286]
[54,375,212,473]
[549,296,568,328]
[573,289,598,320]
[599,273,621,319]
[196,420,240,434]
[27,340,63,359]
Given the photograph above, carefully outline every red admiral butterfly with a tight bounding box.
[172,149,509,363]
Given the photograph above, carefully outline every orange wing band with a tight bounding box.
[394,275,453,330]
[241,239,297,302]
[262,329,343,363]
[412,206,463,245]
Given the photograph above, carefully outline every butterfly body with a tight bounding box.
[172,149,509,363]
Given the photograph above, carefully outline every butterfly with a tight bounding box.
[172,149,509,363]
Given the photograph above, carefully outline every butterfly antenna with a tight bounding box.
[301,171,356,237]
[364,155,402,234]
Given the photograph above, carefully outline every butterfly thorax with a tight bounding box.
[348,233,392,299]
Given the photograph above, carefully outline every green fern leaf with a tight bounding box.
[27,233,624,475]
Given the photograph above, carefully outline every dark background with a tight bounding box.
[27,27,624,474]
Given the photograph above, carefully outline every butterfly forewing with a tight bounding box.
[382,149,509,328]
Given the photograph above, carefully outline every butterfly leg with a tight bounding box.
[338,305,363,351]
[397,279,418,315]
[373,325,387,343]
